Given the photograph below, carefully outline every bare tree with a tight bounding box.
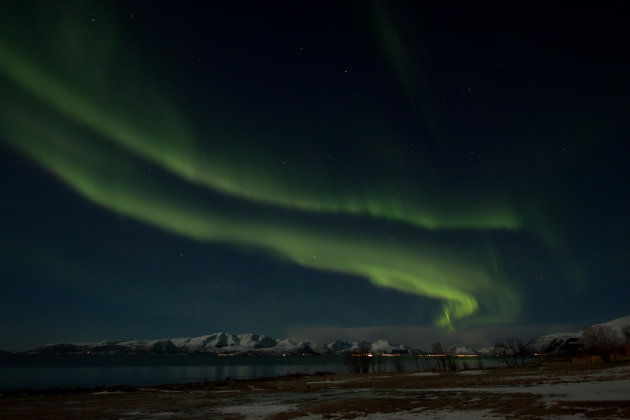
[622,324,630,343]
[391,355,404,372]
[344,347,374,373]
[431,342,457,371]
[581,325,620,363]
[471,347,484,369]
[494,338,529,367]
[431,342,446,371]
[431,342,444,354]
[505,338,521,366]
[516,339,531,366]
[493,342,515,367]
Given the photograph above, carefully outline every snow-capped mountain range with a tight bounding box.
[527,315,630,354]
[27,333,416,356]
[21,315,630,356]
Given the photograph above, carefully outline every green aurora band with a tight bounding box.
[0,7,523,328]
[0,100,520,328]
[0,37,520,232]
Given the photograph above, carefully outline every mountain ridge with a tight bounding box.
[16,315,630,356]
[527,315,630,354]
[25,332,416,356]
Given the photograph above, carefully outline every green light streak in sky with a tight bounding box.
[0,10,523,328]
[0,37,521,231]
[0,100,520,328]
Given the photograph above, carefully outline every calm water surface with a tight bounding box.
[0,355,347,390]
[0,355,506,390]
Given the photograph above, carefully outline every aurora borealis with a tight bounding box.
[1,2,628,349]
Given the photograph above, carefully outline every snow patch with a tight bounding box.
[90,390,123,395]
[424,379,630,402]
[410,372,440,376]
[217,403,297,418]
[456,370,487,375]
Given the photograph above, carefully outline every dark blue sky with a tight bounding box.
[1,1,628,350]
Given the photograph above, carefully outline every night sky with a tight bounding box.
[1,2,628,350]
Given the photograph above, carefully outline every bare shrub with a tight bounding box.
[493,342,514,367]
[581,325,620,363]
[344,347,374,373]
[374,355,386,373]
[471,348,484,369]
[432,342,457,371]
[515,338,531,366]
[391,355,404,372]
[494,338,529,367]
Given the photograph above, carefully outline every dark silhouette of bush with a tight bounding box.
[581,325,620,363]
[471,348,484,369]
[431,342,457,371]
[391,355,404,372]
[493,338,529,367]
[344,347,374,373]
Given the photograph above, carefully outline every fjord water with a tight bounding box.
[0,355,507,390]
[0,355,348,390]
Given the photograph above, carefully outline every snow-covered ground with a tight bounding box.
[209,363,630,419]
[423,379,630,402]
[2,362,629,419]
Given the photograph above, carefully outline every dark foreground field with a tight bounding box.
[2,360,630,419]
